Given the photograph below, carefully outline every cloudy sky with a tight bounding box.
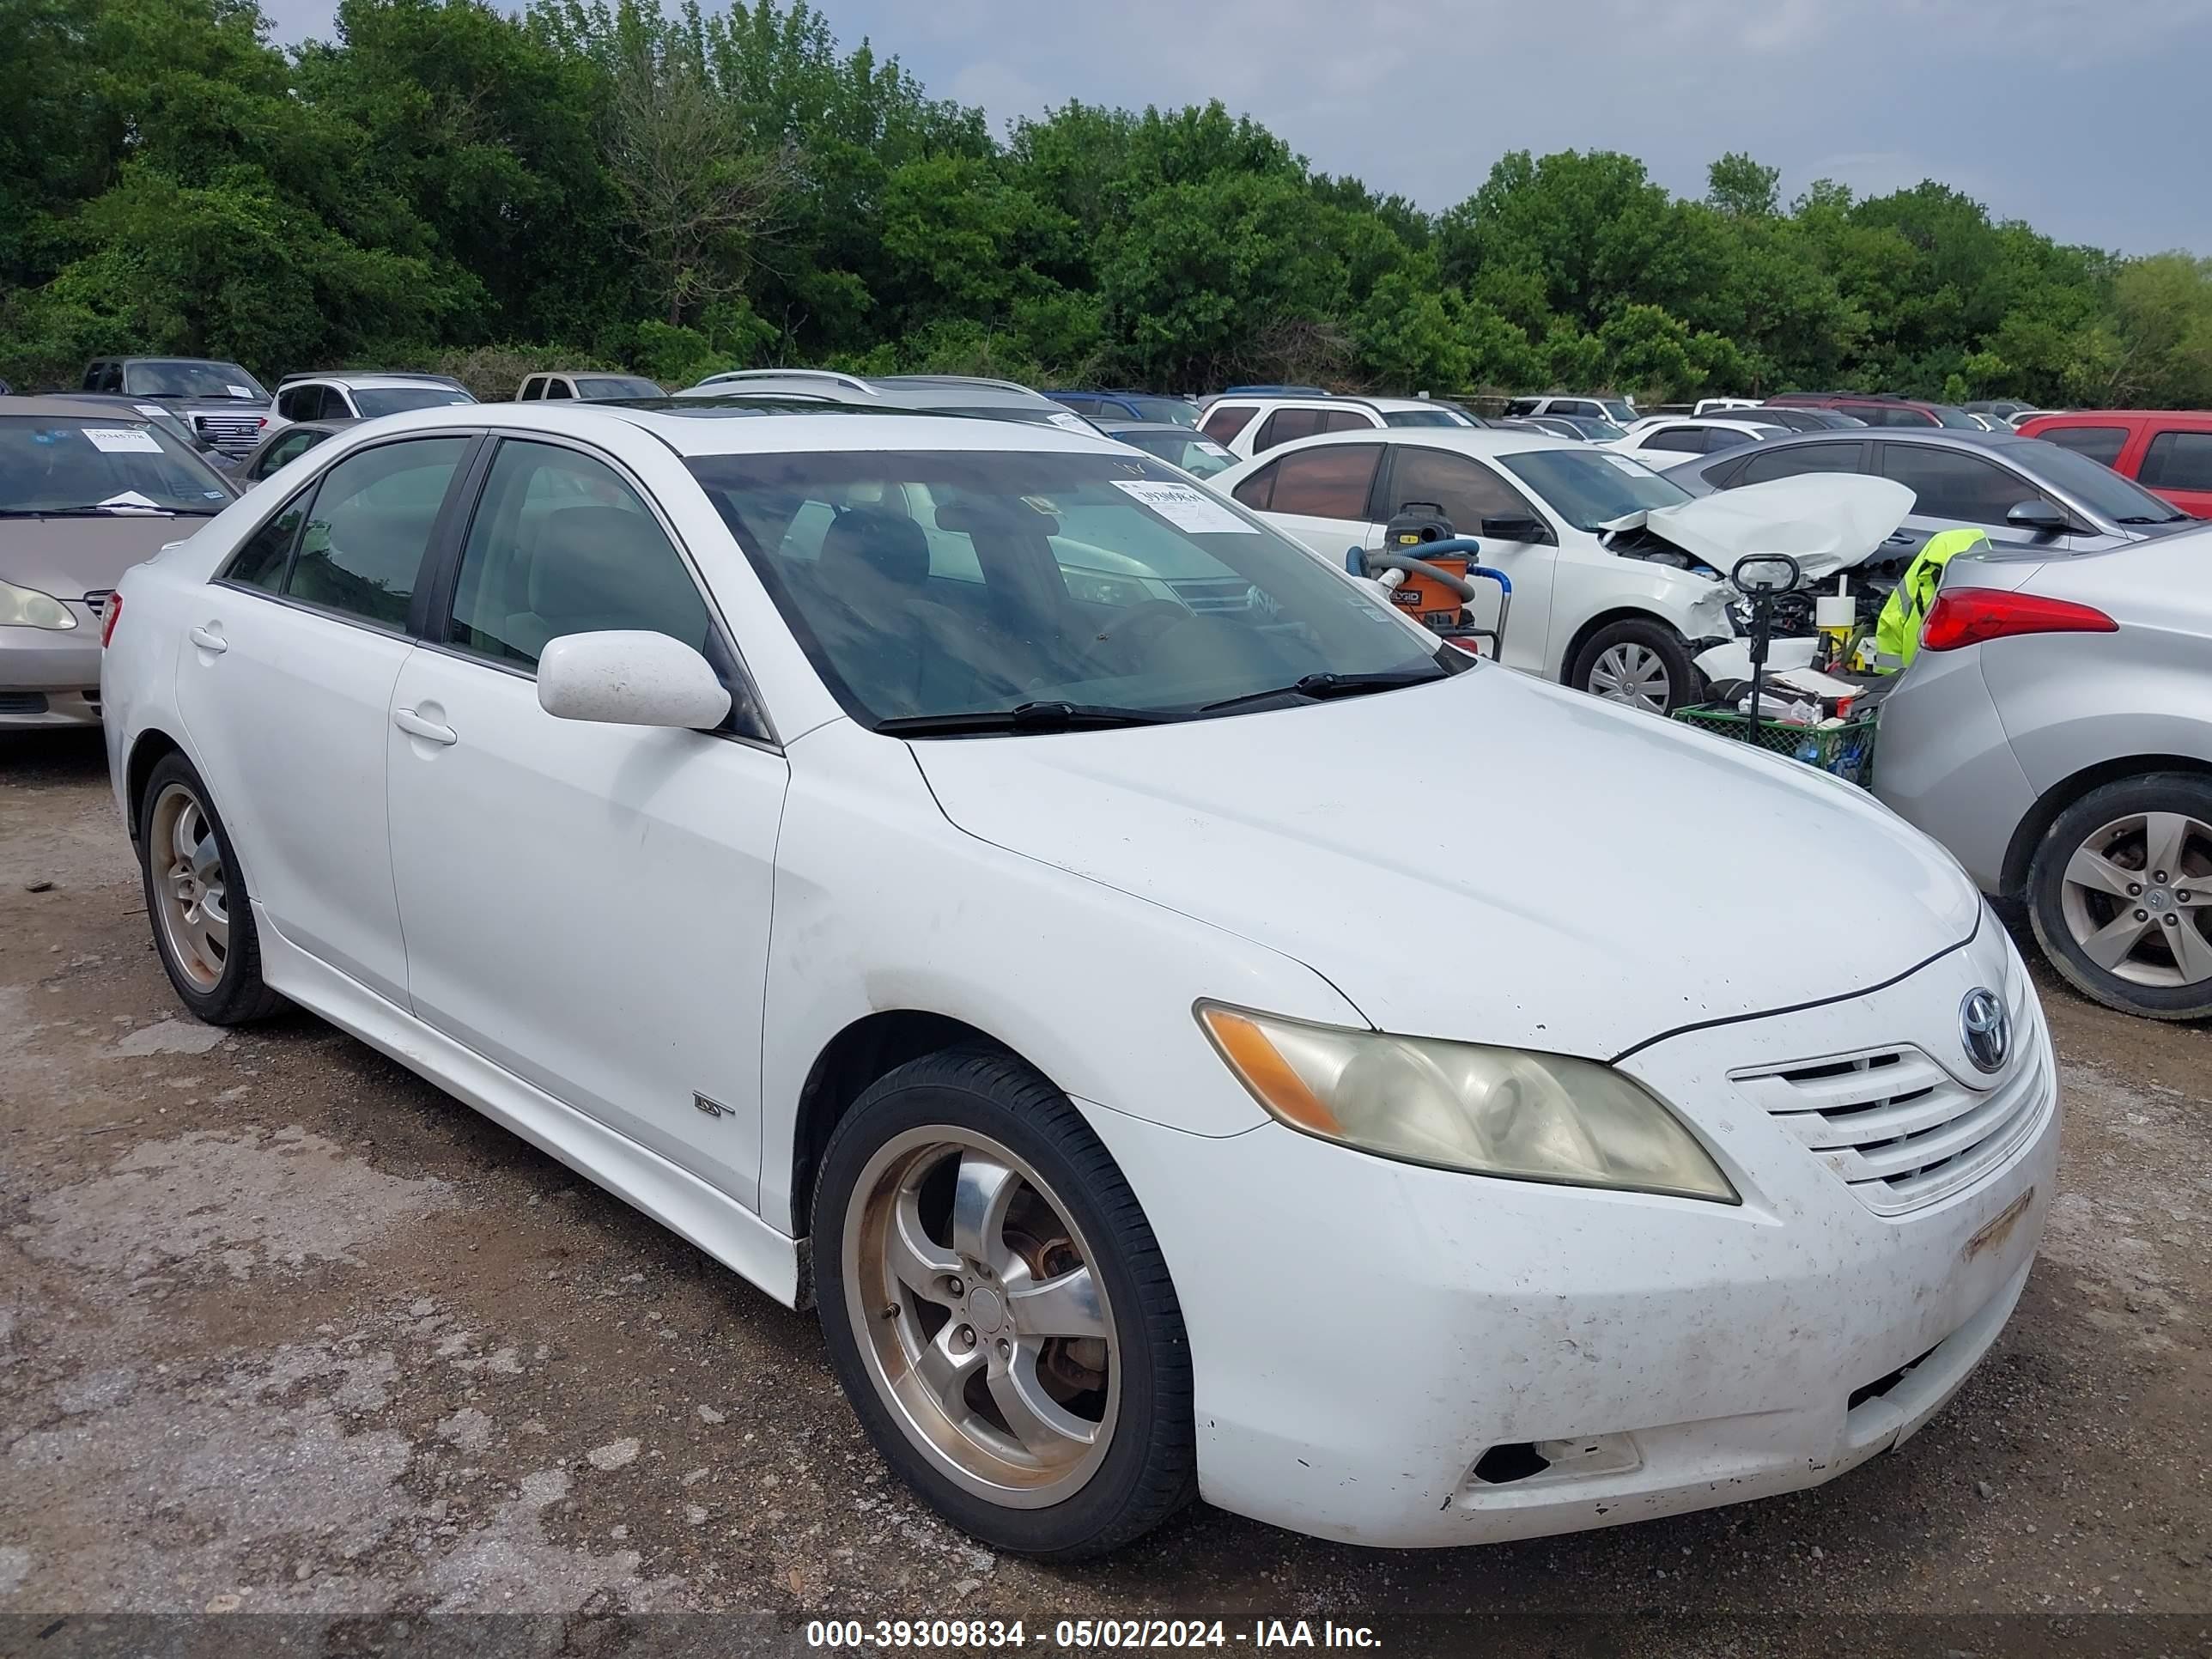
[261,0,2210,255]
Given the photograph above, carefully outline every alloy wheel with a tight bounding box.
[842,1127,1118,1508]
[2059,810,2212,988]
[149,781,228,991]
[1589,641,1672,713]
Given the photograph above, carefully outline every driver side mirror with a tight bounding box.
[537,630,731,729]
[1480,514,1551,544]
[2005,500,2069,536]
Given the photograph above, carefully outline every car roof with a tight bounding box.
[1641,416,1785,430]
[1095,420,1206,437]
[289,373,468,392]
[1244,427,1579,462]
[343,399,1127,459]
[1,394,167,421]
[2021,409,2212,427]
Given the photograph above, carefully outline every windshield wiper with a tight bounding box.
[2116,514,2185,526]
[0,505,206,519]
[1196,667,1444,714]
[876,701,1176,737]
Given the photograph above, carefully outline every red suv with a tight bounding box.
[2015,410,2212,519]
[1765,392,1984,429]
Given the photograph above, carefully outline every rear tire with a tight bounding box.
[2027,773,2212,1021]
[137,752,284,1025]
[812,1047,1196,1559]
[1570,619,1700,715]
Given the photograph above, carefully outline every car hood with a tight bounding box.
[1604,474,1914,581]
[911,667,1979,1059]
[1,514,207,597]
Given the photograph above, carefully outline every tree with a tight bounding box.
[604,40,789,328]
[1707,152,1779,219]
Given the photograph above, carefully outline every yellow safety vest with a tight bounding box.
[1874,528,1992,672]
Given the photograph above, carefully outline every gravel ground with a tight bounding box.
[3,727,2208,1656]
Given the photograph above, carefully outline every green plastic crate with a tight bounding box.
[1671,703,1879,787]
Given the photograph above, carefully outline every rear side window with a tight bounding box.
[2037,425,2129,468]
[445,440,711,671]
[543,379,574,401]
[1200,404,1256,445]
[286,437,469,628]
[222,497,313,593]
[1878,444,2042,525]
[1644,428,1706,453]
[1252,408,1329,453]
[276,386,316,422]
[2141,430,2212,493]
[1319,409,1376,434]
[1261,444,1382,519]
[316,386,353,421]
[1702,427,1756,453]
[1737,442,1866,485]
[517,377,543,401]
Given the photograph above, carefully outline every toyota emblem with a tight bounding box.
[1960,988,2010,1074]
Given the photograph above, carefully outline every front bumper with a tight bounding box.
[1085,926,2056,1547]
[3,615,102,726]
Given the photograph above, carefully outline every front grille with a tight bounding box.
[82,590,112,620]
[1732,977,2046,1217]
[193,413,264,451]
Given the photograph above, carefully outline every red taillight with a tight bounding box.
[1919,588,2117,653]
[100,590,122,648]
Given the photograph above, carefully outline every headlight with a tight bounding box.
[1197,1004,1737,1203]
[1060,568,1158,608]
[0,579,78,630]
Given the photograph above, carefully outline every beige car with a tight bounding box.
[1,396,237,726]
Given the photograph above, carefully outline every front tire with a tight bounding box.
[2027,773,2212,1020]
[1570,618,1700,715]
[137,752,284,1025]
[812,1048,1195,1558]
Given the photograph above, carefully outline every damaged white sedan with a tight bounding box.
[1213,428,1912,714]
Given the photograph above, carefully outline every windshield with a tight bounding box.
[1125,397,1199,427]
[576,375,665,400]
[1115,430,1237,478]
[689,449,1450,731]
[1931,406,1982,430]
[2021,441,2191,524]
[1601,400,1637,423]
[351,387,476,417]
[1382,409,1471,428]
[0,416,233,514]
[119,361,266,401]
[1498,447,1692,530]
[1566,418,1626,441]
[930,404,1092,432]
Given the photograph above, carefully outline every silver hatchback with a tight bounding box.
[1874,531,2212,1020]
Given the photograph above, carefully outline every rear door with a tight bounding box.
[1228,441,1385,566]
[173,433,476,1004]
[2137,428,2212,519]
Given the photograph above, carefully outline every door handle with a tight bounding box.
[188,626,228,654]
[1884,531,1917,545]
[393,708,457,745]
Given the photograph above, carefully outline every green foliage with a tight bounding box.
[0,0,2201,410]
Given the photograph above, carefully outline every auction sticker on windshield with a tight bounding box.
[226,384,256,398]
[1602,454,1649,475]
[82,428,164,454]
[1114,479,1255,533]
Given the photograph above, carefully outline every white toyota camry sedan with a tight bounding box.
[100,402,2057,1558]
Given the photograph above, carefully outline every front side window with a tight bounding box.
[1878,444,2043,525]
[691,449,1450,730]
[2037,425,2129,468]
[285,437,468,627]
[276,386,316,422]
[1702,427,1757,453]
[1382,409,1463,428]
[0,416,233,516]
[1119,431,1236,479]
[1933,406,1984,430]
[1319,410,1378,435]
[1600,401,1636,423]
[120,361,266,401]
[1385,446,1533,532]
[2141,430,2212,494]
[252,429,325,480]
[2020,440,2190,523]
[1498,448,1691,531]
[446,441,712,671]
[1261,444,1382,519]
[1200,404,1255,445]
[1252,408,1328,453]
[1644,427,1707,453]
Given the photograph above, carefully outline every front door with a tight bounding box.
[174,434,472,1003]
[1370,444,1557,672]
[383,435,787,1206]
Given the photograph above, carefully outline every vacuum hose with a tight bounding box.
[1359,550,1479,603]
